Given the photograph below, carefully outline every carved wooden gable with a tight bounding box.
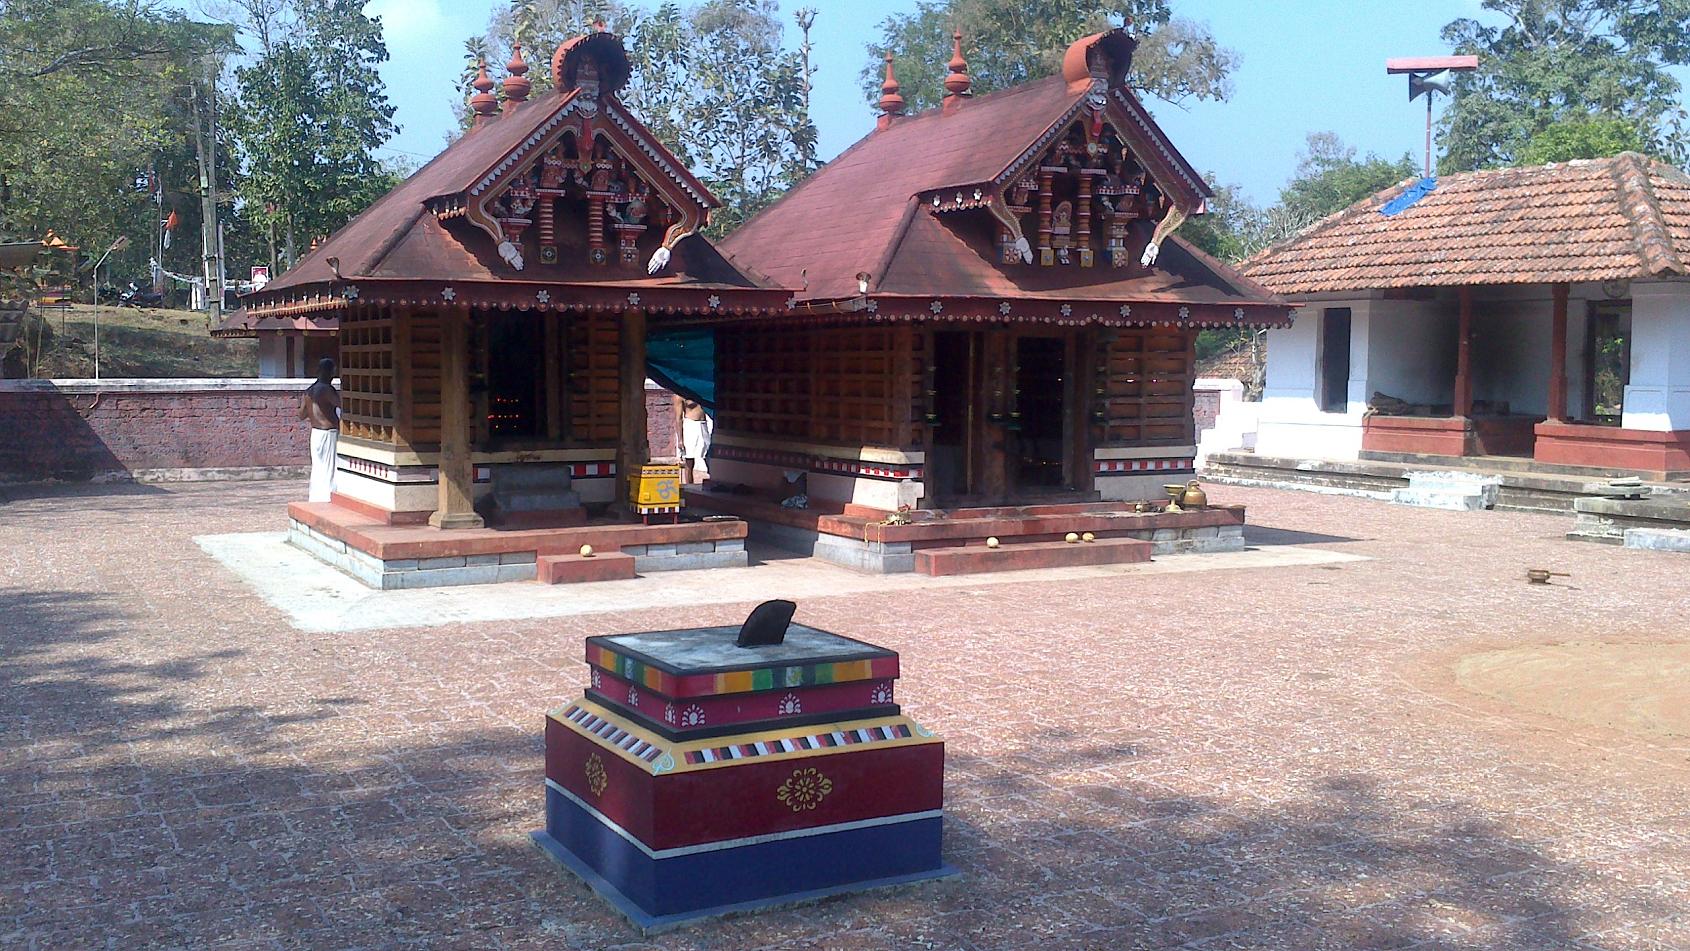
[445,32,715,276]
[921,31,1208,274]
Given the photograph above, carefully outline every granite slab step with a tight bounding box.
[1623,528,1690,553]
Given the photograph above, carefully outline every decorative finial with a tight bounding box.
[876,51,905,129]
[469,59,498,126]
[594,17,607,32]
[502,44,531,111]
[944,29,971,104]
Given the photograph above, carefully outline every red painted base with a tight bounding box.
[1362,416,1471,456]
[288,500,746,562]
[1533,422,1690,477]
[914,537,1152,576]
[538,552,637,584]
[328,492,431,526]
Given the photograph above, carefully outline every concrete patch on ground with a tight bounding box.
[1455,641,1690,741]
[195,531,1369,634]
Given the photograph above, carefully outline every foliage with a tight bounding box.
[1515,114,1651,165]
[471,0,816,237]
[1439,0,1690,171]
[0,0,231,278]
[858,0,1236,113]
[226,0,399,266]
[1278,132,1417,223]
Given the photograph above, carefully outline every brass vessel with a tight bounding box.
[1180,480,1208,509]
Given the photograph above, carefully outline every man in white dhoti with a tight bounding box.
[298,358,341,502]
[674,394,712,484]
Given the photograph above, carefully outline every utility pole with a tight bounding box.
[190,61,225,325]
[795,8,817,111]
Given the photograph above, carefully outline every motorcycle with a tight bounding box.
[117,281,165,308]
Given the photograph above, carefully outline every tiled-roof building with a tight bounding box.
[697,29,1291,513]
[1240,153,1690,478]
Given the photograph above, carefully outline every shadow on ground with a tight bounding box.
[2,590,1637,950]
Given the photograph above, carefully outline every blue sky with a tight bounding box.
[197,0,1502,205]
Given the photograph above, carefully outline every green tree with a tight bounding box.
[1439,0,1690,171]
[1278,132,1416,223]
[0,0,230,279]
[859,0,1236,113]
[227,0,399,267]
[1515,114,1651,165]
[470,0,815,237]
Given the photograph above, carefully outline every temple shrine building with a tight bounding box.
[688,30,1291,570]
[233,26,1293,585]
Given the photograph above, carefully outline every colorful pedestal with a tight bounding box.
[531,623,955,931]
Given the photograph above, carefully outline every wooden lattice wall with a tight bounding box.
[718,325,920,449]
[1096,328,1195,446]
[567,310,622,444]
[403,310,442,448]
[339,306,396,442]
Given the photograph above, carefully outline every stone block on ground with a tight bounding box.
[1623,528,1690,553]
[537,551,637,584]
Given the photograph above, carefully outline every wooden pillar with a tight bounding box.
[1455,286,1474,418]
[1036,169,1055,266]
[430,306,484,530]
[1548,282,1569,422]
[615,308,648,507]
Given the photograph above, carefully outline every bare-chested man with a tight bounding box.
[673,394,712,484]
[298,358,341,502]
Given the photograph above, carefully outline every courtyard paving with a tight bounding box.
[3,480,1688,950]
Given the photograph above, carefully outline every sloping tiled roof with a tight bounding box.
[716,38,1269,316]
[720,75,1088,302]
[1242,152,1690,294]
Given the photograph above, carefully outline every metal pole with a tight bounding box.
[94,313,100,380]
[1425,93,1433,179]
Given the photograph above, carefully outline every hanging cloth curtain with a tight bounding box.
[645,326,715,409]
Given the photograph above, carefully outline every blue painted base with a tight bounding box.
[533,785,957,933]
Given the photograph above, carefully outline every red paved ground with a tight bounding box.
[4,480,1688,950]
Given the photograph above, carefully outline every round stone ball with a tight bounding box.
[1065,532,1080,544]
[1082,532,1096,542]
[986,536,1000,549]
[580,544,595,558]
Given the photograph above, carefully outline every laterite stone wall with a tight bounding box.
[0,379,314,483]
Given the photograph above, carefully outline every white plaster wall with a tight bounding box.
[257,335,288,378]
[1364,300,1456,407]
[1255,302,1367,460]
[1194,378,1257,466]
[1623,280,1690,431]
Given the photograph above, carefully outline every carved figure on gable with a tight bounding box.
[1052,200,1073,265]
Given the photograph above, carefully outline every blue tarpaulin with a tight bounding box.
[1379,177,1437,216]
[646,327,715,408]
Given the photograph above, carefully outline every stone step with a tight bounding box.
[1623,528,1690,553]
[914,537,1152,576]
[1390,488,1492,511]
[536,551,637,584]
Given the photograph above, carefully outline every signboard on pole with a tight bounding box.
[250,266,270,290]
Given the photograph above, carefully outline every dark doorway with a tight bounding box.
[1318,308,1352,412]
[1584,303,1630,424]
[928,331,977,503]
[486,312,545,441]
[1014,336,1069,489]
